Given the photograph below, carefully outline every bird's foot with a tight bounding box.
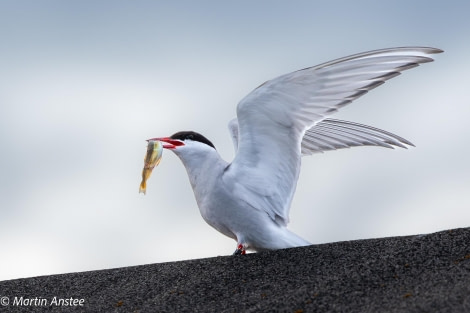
[233,244,246,255]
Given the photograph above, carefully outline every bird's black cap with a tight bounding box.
[170,131,216,149]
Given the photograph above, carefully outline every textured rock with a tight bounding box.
[1,228,469,312]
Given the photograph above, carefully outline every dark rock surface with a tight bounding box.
[1,228,470,312]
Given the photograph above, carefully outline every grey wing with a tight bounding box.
[301,118,414,155]
[228,118,414,155]
[227,47,441,226]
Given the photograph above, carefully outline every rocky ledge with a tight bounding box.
[1,228,469,312]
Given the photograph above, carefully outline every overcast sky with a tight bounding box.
[1,1,469,281]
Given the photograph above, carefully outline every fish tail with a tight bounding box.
[139,181,146,195]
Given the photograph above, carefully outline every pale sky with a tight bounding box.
[1,1,469,281]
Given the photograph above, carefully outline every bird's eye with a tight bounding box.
[187,134,194,140]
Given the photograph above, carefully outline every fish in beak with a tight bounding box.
[139,140,164,195]
[139,137,185,195]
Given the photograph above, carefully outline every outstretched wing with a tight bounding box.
[228,118,414,155]
[300,118,414,154]
[224,47,442,226]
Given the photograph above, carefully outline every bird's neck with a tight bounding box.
[174,148,227,195]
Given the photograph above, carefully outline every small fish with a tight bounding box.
[139,140,163,194]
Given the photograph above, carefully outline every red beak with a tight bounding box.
[147,137,185,149]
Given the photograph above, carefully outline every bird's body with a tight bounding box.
[170,139,311,251]
[151,47,442,254]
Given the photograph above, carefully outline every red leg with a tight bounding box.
[233,244,246,255]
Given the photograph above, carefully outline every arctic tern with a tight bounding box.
[150,47,442,255]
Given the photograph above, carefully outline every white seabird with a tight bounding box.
[150,47,442,255]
